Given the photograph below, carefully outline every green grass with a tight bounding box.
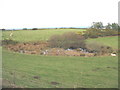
[2,29,85,42]
[3,30,118,50]
[86,36,118,49]
[2,29,118,88]
[2,49,118,88]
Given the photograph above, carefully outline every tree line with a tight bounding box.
[90,22,120,31]
[1,22,119,31]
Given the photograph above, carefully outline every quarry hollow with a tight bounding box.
[4,42,116,57]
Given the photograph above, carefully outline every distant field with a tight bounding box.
[2,49,118,88]
[86,36,118,49]
[2,29,85,42]
[3,29,118,50]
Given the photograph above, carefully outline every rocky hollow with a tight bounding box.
[4,42,96,57]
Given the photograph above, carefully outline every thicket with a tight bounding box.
[82,29,118,38]
[48,32,86,49]
[86,42,113,55]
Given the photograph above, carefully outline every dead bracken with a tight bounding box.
[4,42,96,57]
[4,41,115,57]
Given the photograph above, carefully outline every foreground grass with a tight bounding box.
[86,36,118,49]
[3,49,118,88]
[2,29,85,42]
[2,29,118,88]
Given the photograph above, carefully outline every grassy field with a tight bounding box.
[2,29,118,88]
[86,36,118,49]
[2,49,118,88]
[2,30,118,49]
[2,29,85,42]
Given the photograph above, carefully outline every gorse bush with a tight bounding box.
[103,29,118,36]
[48,32,86,49]
[83,29,118,39]
[83,29,101,38]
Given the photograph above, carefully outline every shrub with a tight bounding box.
[103,29,118,36]
[1,29,5,31]
[86,42,113,55]
[83,29,99,38]
[76,31,83,35]
[80,53,85,56]
[32,28,38,30]
[2,39,18,45]
[48,32,86,49]
[23,28,27,30]
[83,29,118,39]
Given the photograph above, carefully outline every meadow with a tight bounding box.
[86,36,118,49]
[2,29,85,42]
[2,29,118,88]
[2,49,118,88]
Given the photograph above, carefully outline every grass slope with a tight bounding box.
[2,29,118,88]
[3,49,118,88]
[86,36,118,49]
[2,29,85,42]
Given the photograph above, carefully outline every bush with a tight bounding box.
[103,29,118,36]
[48,32,86,49]
[83,29,100,38]
[1,29,5,31]
[76,31,83,35]
[2,39,18,45]
[23,28,27,30]
[32,28,38,30]
[86,42,113,55]
[83,29,118,39]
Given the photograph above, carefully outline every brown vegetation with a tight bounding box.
[86,42,113,55]
[83,29,118,38]
[5,42,96,57]
[5,42,48,54]
[49,32,86,49]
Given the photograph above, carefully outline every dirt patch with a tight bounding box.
[33,76,40,79]
[106,66,111,68]
[51,81,60,85]
[10,72,13,75]
[106,66,117,70]
[92,68,101,71]
[41,48,95,57]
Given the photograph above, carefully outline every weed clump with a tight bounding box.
[48,32,86,49]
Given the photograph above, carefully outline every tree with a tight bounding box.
[111,23,119,30]
[91,22,104,29]
[118,25,120,32]
[105,23,112,29]
[32,28,38,30]
[23,28,27,30]
[1,28,5,31]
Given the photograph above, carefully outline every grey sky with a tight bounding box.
[0,0,119,29]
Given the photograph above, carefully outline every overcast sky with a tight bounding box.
[0,0,119,29]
